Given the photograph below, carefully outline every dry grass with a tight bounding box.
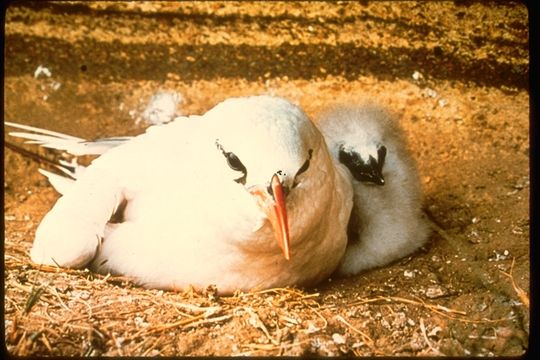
[5,245,520,356]
[499,258,529,309]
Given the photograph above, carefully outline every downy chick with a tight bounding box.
[318,104,430,275]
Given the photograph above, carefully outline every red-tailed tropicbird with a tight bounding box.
[318,104,430,275]
[6,96,353,294]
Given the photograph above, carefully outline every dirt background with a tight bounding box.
[3,1,530,356]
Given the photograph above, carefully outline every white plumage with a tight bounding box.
[8,96,353,294]
[6,97,431,292]
[318,104,430,275]
[6,121,132,156]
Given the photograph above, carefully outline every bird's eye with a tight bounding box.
[226,152,246,173]
[216,141,247,184]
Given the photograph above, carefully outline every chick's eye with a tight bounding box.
[226,152,246,172]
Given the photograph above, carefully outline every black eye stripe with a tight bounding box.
[337,146,385,185]
[377,145,387,171]
[293,149,313,189]
[216,140,247,184]
[295,148,313,177]
[296,159,310,176]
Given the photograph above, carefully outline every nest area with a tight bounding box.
[5,248,526,356]
[4,1,529,356]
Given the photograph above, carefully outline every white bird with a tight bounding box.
[318,104,430,276]
[6,96,353,294]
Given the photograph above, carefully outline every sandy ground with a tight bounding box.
[3,1,529,356]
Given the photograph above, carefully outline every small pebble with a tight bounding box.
[412,71,424,81]
[34,65,52,78]
[332,333,346,345]
[403,270,415,278]
[426,88,438,98]
[425,285,447,299]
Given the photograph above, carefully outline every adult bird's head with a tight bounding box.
[205,96,323,260]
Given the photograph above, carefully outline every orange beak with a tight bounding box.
[249,174,291,260]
